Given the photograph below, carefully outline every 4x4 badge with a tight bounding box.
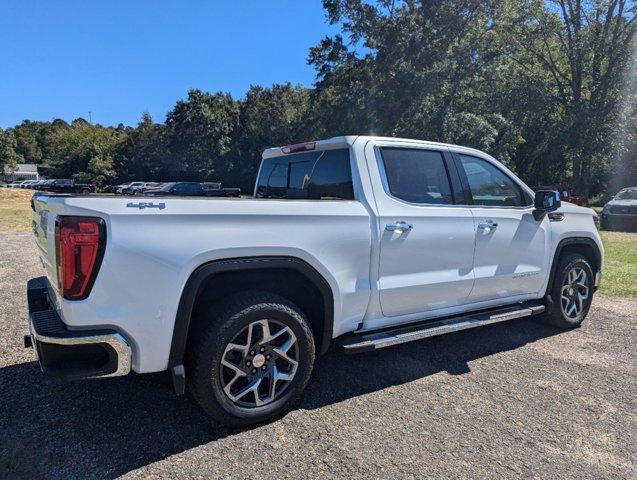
[126,202,166,210]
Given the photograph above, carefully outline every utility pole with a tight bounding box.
[88,111,92,124]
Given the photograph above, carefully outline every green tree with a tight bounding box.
[165,89,239,181]
[230,83,315,190]
[502,0,637,194]
[11,119,68,165]
[309,1,527,162]
[116,112,168,181]
[0,129,23,176]
[52,122,125,188]
[310,0,636,194]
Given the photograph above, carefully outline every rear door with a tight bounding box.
[453,153,550,302]
[366,141,476,319]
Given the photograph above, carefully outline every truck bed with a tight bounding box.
[31,192,373,372]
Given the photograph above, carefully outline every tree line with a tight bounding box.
[1,0,635,197]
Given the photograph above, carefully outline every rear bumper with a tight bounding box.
[26,276,131,380]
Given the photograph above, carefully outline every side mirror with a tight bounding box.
[533,190,561,220]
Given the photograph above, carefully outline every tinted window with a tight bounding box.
[459,155,523,207]
[379,148,453,204]
[307,149,354,200]
[256,149,354,200]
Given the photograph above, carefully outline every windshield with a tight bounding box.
[615,189,637,200]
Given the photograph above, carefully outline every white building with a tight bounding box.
[3,164,40,181]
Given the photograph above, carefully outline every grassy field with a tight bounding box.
[599,231,637,298]
[0,188,33,232]
[1,188,635,298]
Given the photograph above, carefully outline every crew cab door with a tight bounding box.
[453,153,550,302]
[366,141,476,318]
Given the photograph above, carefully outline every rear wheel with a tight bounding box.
[544,252,594,329]
[187,291,315,426]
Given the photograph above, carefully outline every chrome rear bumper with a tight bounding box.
[26,276,131,379]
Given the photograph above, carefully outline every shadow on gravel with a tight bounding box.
[0,318,561,479]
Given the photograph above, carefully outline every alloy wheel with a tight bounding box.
[560,267,589,319]
[219,319,299,408]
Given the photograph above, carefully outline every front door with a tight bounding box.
[455,153,550,302]
[367,142,477,318]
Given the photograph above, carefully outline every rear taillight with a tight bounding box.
[55,216,106,300]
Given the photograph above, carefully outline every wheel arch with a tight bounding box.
[546,237,602,295]
[168,256,335,373]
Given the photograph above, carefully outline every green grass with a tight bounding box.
[599,231,637,298]
[1,188,635,298]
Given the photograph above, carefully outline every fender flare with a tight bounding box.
[168,256,335,371]
[546,236,602,295]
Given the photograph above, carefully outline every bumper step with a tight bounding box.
[337,303,545,354]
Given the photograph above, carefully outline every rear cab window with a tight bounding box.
[255,148,354,200]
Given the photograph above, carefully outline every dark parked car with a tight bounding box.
[601,187,637,232]
[41,179,95,194]
[31,180,52,191]
[144,182,241,197]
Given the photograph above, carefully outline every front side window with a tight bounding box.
[379,147,453,205]
[459,155,524,207]
[255,149,354,200]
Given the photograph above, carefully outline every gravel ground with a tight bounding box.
[0,227,635,479]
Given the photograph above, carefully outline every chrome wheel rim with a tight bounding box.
[219,320,298,408]
[560,267,589,319]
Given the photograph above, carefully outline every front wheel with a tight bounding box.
[187,291,315,426]
[544,252,594,329]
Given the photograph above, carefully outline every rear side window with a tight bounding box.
[459,155,524,207]
[256,149,354,200]
[379,148,453,204]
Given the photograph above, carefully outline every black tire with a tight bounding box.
[81,188,90,195]
[544,252,594,329]
[187,291,315,426]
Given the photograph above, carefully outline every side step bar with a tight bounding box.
[337,303,545,354]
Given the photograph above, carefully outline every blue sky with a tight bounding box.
[0,1,339,128]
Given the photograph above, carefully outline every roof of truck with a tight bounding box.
[262,135,488,159]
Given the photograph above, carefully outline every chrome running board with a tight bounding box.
[337,303,545,354]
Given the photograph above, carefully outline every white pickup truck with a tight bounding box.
[26,136,603,425]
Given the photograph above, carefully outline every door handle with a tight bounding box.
[386,221,413,233]
[477,220,498,233]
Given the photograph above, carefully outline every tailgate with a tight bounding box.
[31,194,61,291]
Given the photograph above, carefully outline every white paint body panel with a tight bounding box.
[469,207,550,302]
[31,136,603,373]
[363,140,476,317]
